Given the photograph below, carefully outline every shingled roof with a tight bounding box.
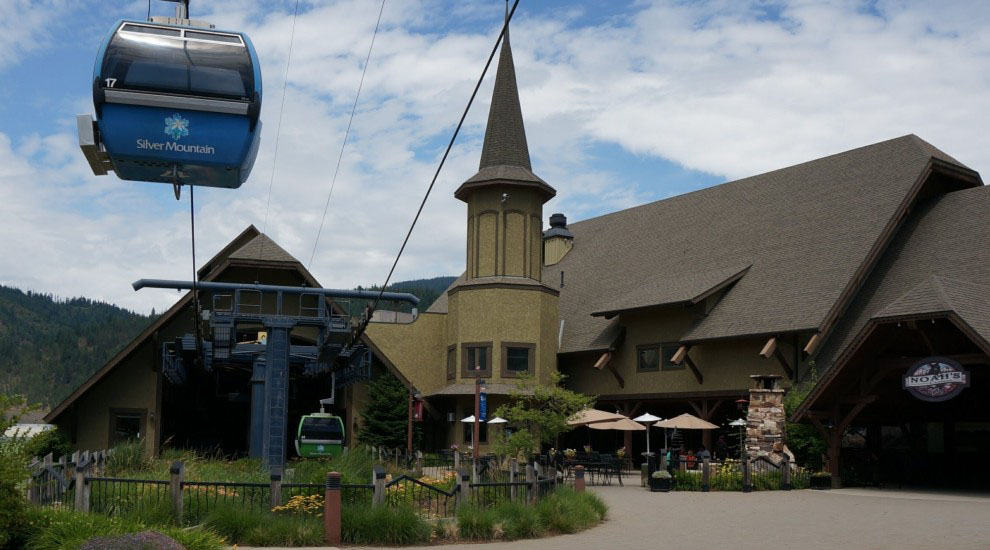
[815,186,990,371]
[547,135,980,354]
[455,18,555,202]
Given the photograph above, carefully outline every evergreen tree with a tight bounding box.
[358,370,417,449]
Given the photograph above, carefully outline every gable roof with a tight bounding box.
[592,264,750,318]
[814,186,990,373]
[547,135,980,354]
[46,226,316,423]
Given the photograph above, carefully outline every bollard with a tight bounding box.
[169,461,184,520]
[509,459,519,501]
[456,468,471,508]
[324,472,342,546]
[574,465,586,492]
[270,471,283,509]
[372,465,386,507]
[702,458,711,492]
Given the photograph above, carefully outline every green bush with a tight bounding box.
[535,488,601,534]
[238,515,323,547]
[21,508,224,550]
[24,429,72,461]
[492,501,545,540]
[0,394,33,549]
[342,504,432,545]
[673,470,703,491]
[202,504,261,541]
[106,440,148,474]
[456,505,497,540]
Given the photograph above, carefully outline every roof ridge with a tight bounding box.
[567,135,943,230]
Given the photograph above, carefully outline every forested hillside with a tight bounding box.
[0,276,456,408]
[0,286,157,407]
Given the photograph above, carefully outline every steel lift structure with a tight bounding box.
[134,279,418,473]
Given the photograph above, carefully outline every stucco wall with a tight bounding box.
[465,187,544,282]
[365,313,447,395]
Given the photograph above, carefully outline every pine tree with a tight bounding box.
[358,370,416,449]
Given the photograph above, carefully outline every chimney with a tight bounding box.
[543,213,574,266]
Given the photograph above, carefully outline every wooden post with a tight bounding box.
[574,465,586,492]
[781,454,791,490]
[509,459,518,501]
[372,465,386,507]
[454,450,461,471]
[456,468,471,508]
[525,464,536,504]
[742,456,752,493]
[415,451,423,477]
[702,458,710,492]
[169,461,184,521]
[324,472,342,546]
[58,454,67,503]
[270,471,283,509]
[74,459,90,513]
[27,458,38,505]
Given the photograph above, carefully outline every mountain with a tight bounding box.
[0,286,157,407]
[0,277,456,407]
[349,276,457,315]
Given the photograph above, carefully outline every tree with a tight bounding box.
[358,370,418,449]
[784,362,827,464]
[493,372,595,458]
[0,394,36,547]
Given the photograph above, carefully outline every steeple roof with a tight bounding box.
[456,15,555,202]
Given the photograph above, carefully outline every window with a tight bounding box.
[461,342,492,377]
[109,409,145,445]
[501,342,535,377]
[447,345,457,381]
[637,345,660,372]
[661,343,684,371]
[463,420,488,445]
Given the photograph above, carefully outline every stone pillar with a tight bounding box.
[746,375,786,461]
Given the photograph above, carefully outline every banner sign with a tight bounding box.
[902,356,970,402]
[412,400,424,422]
[480,392,487,422]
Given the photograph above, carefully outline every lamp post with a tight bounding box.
[473,377,483,466]
[407,386,421,455]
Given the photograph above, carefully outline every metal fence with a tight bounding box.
[89,477,170,517]
[182,480,271,522]
[385,474,458,518]
[664,456,823,491]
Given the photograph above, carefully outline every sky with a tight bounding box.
[1,0,988,314]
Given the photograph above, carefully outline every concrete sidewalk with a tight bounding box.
[237,485,990,550]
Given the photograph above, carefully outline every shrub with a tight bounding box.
[202,504,261,542]
[493,501,544,540]
[237,515,323,547]
[342,504,432,545]
[673,470,702,491]
[535,488,600,534]
[106,440,148,474]
[456,505,497,540]
[21,508,224,550]
[79,531,184,550]
[24,429,72,461]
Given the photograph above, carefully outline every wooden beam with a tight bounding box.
[874,353,989,370]
[684,355,703,385]
[707,399,724,420]
[606,362,625,389]
[906,320,936,355]
[837,399,872,435]
[689,401,704,417]
[672,345,690,365]
[593,352,612,370]
[804,332,821,355]
[760,337,777,359]
[772,347,795,379]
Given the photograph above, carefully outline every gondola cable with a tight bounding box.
[350,0,520,346]
[256,0,302,279]
[307,0,387,270]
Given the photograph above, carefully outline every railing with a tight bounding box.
[385,474,458,518]
[182,480,271,522]
[664,456,820,491]
[28,454,563,524]
[89,477,170,517]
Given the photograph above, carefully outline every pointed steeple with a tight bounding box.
[455,8,555,203]
[478,15,530,170]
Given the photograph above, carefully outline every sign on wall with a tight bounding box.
[902,356,970,402]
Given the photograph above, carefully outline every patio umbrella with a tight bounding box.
[633,413,662,455]
[567,408,627,426]
[588,417,646,431]
[487,417,508,424]
[654,413,719,430]
[461,415,480,450]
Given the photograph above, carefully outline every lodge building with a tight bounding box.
[46,20,989,488]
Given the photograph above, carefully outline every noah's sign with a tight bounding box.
[902,357,970,402]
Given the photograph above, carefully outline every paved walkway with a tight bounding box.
[240,484,990,550]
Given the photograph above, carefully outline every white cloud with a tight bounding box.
[1,0,989,313]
